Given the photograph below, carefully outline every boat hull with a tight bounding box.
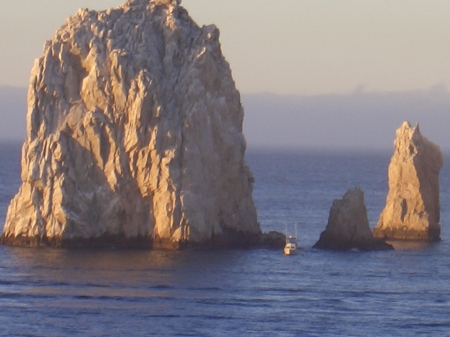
[284,247,298,255]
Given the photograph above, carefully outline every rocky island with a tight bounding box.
[1,0,264,249]
[373,121,443,241]
[314,188,393,251]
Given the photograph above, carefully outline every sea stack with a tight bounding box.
[314,188,393,251]
[1,0,260,248]
[373,122,443,241]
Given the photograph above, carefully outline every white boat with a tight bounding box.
[284,223,298,255]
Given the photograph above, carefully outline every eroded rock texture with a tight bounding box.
[373,121,443,241]
[1,0,259,248]
[314,188,393,251]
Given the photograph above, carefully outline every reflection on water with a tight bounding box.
[1,246,252,296]
[386,240,438,251]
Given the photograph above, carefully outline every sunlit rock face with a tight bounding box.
[1,0,259,248]
[314,188,393,251]
[373,121,443,241]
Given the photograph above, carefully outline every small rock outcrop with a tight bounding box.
[314,188,393,251]
[1,0,260,248]
[373,121,443,241]
[259,231,286,249]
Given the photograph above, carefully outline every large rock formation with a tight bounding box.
[1,0,260,248]
[373,121,443,241]
[314,188,393,251]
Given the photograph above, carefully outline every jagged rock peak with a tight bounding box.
[373,121,443,241]
[314,188,393,251]
[1,0,258,249]
[124,0,181,9]
[133,0,181,5]
[394,121,427,156]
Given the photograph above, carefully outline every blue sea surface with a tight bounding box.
[0,142,449,336]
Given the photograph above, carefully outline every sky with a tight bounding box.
[0,0,449,149]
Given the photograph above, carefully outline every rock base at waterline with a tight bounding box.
[0,230,285,250]
[313,231,393,251]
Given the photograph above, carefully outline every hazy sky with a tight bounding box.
[0,0,449,150]
[1,0,449,95]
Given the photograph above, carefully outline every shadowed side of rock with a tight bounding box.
[314,188,393,251]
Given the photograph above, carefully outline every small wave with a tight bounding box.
[0,279,19,286]
[73,293,175,302]
[186,286,222,292]
[253,286,306,294]
[151,284,175,290]
[185,314,233,321]
[143,314,182,319]
[0,291,60,300]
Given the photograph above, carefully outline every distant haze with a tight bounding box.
[243,87,450,151]
[1,85,449,151]
[0,86,26,141]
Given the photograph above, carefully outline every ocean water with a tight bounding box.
[0,142,449,336]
